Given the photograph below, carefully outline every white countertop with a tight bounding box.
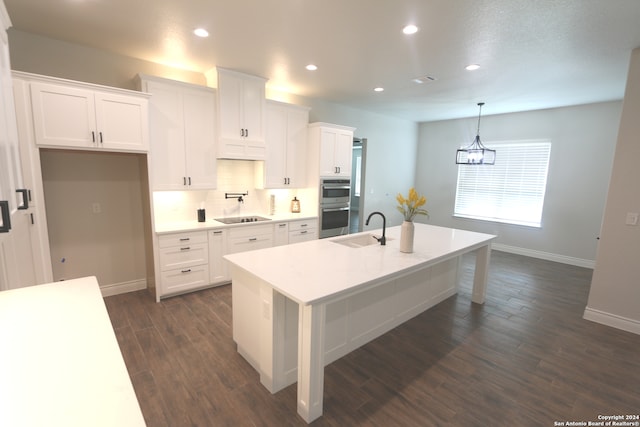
[154,213,318,234]
[0,277,146,427]
[225,223,496,305]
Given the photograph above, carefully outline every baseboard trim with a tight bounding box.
[100,278,147,297]
[491,243,595,269]
[583,307,640,335]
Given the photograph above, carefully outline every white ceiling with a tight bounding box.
[5,0,640,122]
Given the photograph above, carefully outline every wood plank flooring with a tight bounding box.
[104,251,640,426]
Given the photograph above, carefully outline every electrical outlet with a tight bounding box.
[625,212,638,226]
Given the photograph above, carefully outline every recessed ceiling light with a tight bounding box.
[306,64,318,71]
[374,87,384,92]
[194,28,209,38]
[465,64,481,71]
[402,24,419,35]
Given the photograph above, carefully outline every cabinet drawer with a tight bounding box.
[160,264,210,294]
[289,228,318,244]
[228,224,273,239]
[159,231,207,248]
[159,242,208,271]
[289,219,317,232]
[228,224,274,254]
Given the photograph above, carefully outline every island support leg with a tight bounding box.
[297,302,326,423]
[471,244,491,304]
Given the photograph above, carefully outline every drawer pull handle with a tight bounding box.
[301,230,307,234]
[249,237,257,241]
[300,223,307,227]
[279,224,287,228]
[180,247,191,251]
[181,269,191,273]
[213,231,223,235]
[179,238,190,241]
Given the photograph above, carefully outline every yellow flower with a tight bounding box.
[396,187,429,222]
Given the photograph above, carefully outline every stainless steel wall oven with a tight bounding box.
[319,178,350,238]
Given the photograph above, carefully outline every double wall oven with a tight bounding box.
[319,178,350,238]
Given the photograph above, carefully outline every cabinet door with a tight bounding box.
[334,130,353,177]
[30,82,96,148]
[144,80,187,190]
[318,127,339,176]
[209,229,229,284]
[217,70,244,154]
[274,222,289,246]
[183,86,217,189]
[217,68,266,160]
[286,106,309,187]
[95,91,149,152]
[241,74,266,151]
[263,103,287,188]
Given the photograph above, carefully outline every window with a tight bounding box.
[454,140,551,227]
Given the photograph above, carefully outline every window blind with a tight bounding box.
[454,140,551,227]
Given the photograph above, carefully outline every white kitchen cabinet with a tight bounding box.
[208,229,229,285]
[137,75,217,190]
[274,222,289,246]
[0,7,40,291]
[217,68,267,160]
[228,223,274,254]
[30,80,149,152]
[158,231,209,296]
[308,122,354,178]
[256,100,310,188]
[12,75,54,285]
[288,218,318,244]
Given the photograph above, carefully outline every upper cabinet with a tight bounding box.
[29,79,149,152]
[216,68,267,160]
[137,75,217,191]
[256,100,310,189]
[308,122,355,178]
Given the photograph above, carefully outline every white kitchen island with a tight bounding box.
[225,223,495,423]
[0,277,146,427]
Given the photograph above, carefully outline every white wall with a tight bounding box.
[585,48,640,334]
[40,150,147,287]
[416,101,622,266]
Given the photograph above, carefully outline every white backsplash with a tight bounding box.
[153,159,318,224]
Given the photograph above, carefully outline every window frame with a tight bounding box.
[453,139,552,228]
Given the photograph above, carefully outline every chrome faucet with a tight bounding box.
[365,211,386,245]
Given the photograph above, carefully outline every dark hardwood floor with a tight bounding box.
[104,252,640,426]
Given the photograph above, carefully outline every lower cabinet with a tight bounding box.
[209,229,229,285]
[289,219,318,244]
[154,218,317,300]
[274,222,289,246]
[158,231,209,296]
[228,224,274,254]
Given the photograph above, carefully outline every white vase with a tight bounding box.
[400,220,415,253]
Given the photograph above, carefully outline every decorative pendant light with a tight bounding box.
[456,102,496,165]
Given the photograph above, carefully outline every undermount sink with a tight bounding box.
[331,233,393,248]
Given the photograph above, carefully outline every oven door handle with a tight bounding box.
[322,206,350,212]
[323,185,351,190]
